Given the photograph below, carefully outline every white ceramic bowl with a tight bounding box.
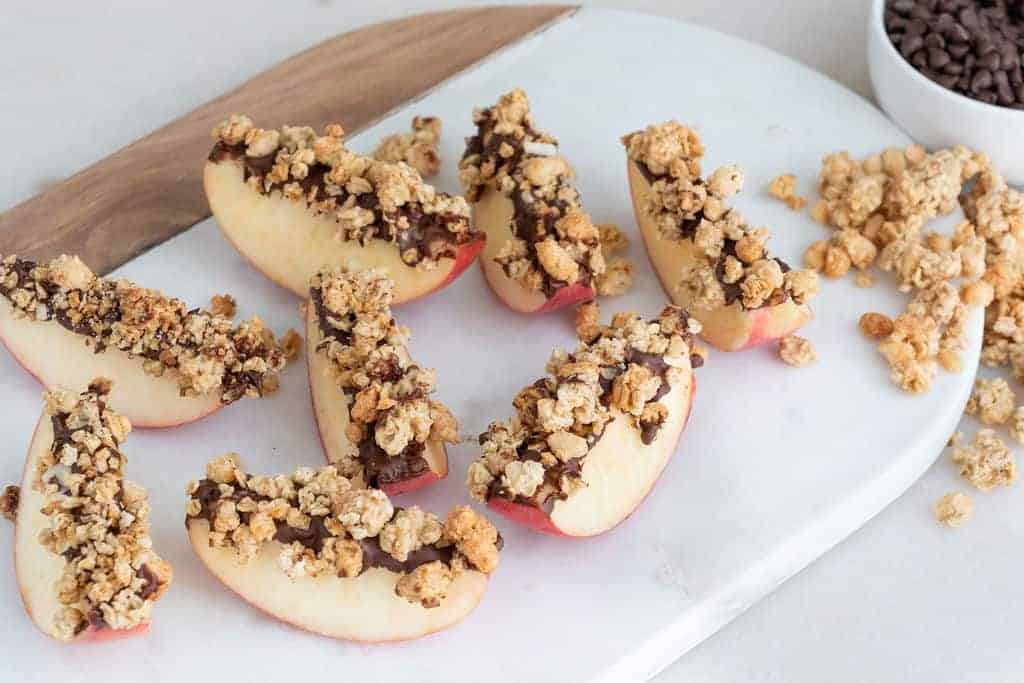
[868,0,1024,184]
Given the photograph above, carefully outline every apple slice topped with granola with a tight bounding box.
[0,255,287,427]
[204,115,484,304]
[304,266,457,496]
[623,122,819,351]
[186,454,500,642]
[12,380,172,642]
[460,89,629,314]
[467,303,699,537]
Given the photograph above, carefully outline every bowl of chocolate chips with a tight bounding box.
[869,0,1024,183]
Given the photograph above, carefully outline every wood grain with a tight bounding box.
[0,5,574,275]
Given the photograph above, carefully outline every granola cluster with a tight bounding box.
[623,121,819,311]
[309,266,459,486]
[186,455,500,608]
[211,115,477,268]
[459,89,630,297]
[34,382,172,640]
[467,303,699,507]
[805,144,992,393]
[0,255,286,403]
[372,116,442,178]
[778,335,817,367]
[965,377,1016,425]
[767,174,808,211]
[934,491,974,528]
[951,428,1017,492]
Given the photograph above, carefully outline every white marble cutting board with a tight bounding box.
[0,9,981,682]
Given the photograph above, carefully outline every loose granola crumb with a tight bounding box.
[952,429,1017,491]
[307,266,459,485]
[598,224,630,254]
[372,115,442,178]
[186,456,500,608]
[0,485,18,522]
[595,258,634,296]
[0,255,286,404]
[859,312,895,339]
[1010,406,1024,444]
[767,173,808,210]
[210,293,236,317]
[934,492,974,527]
[470,305,698,506]
[37,384,171,639]
[279,328,302,362]
[965,377,1016,425]
[778,335,817,366]
[855,272,875,288]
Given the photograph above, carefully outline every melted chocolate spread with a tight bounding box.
[634,160,792,308]
[461,112,593,298]
[309,291,431,488]
[210,142,478,266]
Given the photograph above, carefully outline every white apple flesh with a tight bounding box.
[474,187,595,314]
[14,415,150,642]
[0,297,221,428]
[303,301,448,496]
[626,160,811,352]
[187,519,489,642]
[204,160,484,303]
[488,365,695,537]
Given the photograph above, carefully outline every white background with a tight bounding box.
[2,2,1021,681]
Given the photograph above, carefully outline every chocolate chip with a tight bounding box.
[949,43,971,59]
[901,33,925,57]
[971,69,994,91]
[928,47,952,68]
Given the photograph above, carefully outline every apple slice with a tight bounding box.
[186,456,500,642]
[204,115,483,303]
[14,382,171,642]
[459,89,607,315]
[0,255,286,428]
[468,304,699,537]
[623,123,818,352]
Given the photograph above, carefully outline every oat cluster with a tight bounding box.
[951,428,1017,492]
[459,89,630,297]
[309,267,459,482]
[35,382,172,640]
[965,377,1017,425]
[767,174,808,211]
[805,144,991,393]
[211,115,477,268]
[0,255,286,403]
[372,116,442,178]
[186,454,500,608]
[934,492,974,528]
[467,303,699,506]
[778,335,817,367]
[623,121,819,311]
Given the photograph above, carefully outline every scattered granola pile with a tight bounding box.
[372,116,442,178]
[31,382,172,639]
[623,121,819,312]
[308,266,459,488]
[804,144,991,393]
[186,454,500,608]
[767,173,808,211]
[210,115,479,268]
[459,89,631,298]
[934,491,974,528]
[778,335,817,367]
[467,303,700,508]
[0,255,286,403]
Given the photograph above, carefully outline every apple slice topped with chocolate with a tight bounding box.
[304,266,457,495]
[186,454,501,642]
[623,122,819,351]
[11,380,172,642]
[467,303,700,537]
[0,254,287,427]
[459,89,627,314]
[204,115,484,304]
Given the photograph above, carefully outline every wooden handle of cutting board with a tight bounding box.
[0,5,574,274]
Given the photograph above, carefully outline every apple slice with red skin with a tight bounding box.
[0,297,221,428]
[14,416,153,642]
[474,187,595,314]
[488,364,695,537]
[186,518,489,643]
[627,160,812,352]
[303,301,448,496]
[204,160,484,303]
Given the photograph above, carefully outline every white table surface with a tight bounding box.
[2,2,1020,682]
